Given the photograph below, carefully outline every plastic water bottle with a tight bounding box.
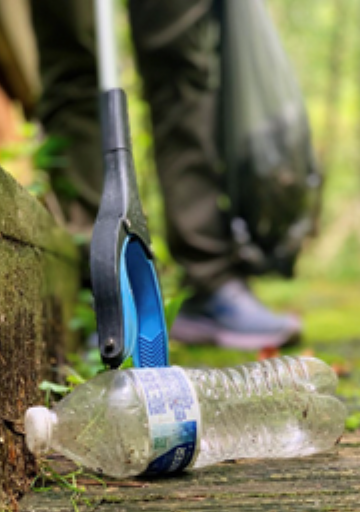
[25,357,346,478]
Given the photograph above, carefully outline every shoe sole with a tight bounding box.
[170,316,300,350]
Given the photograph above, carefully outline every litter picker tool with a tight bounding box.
[90,0,169,369]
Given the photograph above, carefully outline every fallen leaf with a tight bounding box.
[257,347,280,360]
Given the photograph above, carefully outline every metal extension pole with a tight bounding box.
[94,0,118,90]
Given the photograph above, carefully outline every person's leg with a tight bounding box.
[128,0,236,295]
[29,0,101,231]
[128,0,301,348]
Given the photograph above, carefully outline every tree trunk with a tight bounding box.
[319,0,349,169]
[0,168,79,510]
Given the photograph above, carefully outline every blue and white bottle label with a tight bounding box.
[131,366,200,475]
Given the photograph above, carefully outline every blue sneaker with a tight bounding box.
[170,280,301,350]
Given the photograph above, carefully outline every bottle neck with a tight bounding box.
[25,406,57,455]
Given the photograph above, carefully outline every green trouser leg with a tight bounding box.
[31,0,239,294]
[29,0,102,225]
[128,0,238,294]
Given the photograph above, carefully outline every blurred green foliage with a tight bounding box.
[269,0,360,282]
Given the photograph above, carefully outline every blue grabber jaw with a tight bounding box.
[90,88,169,369]
[120,235,169,368]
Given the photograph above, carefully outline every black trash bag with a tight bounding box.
[220,0,322,277]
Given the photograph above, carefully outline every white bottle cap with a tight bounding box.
[24,406,56,455]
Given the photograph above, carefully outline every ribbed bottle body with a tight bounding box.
[186,357,345,468]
